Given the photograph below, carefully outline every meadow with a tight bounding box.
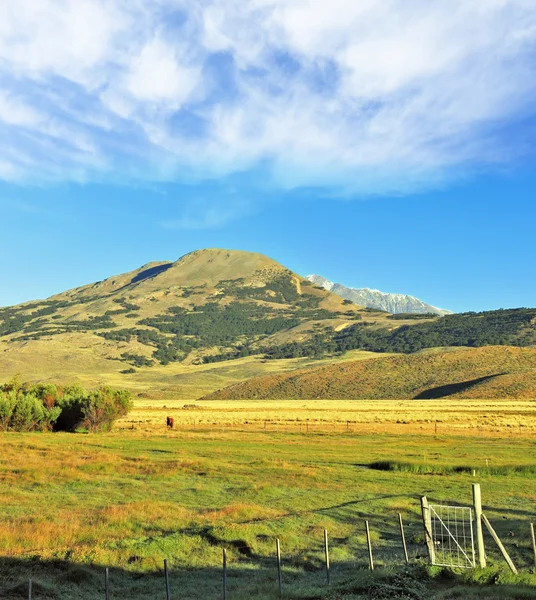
[1,400,536,599]
[124,397,536,437]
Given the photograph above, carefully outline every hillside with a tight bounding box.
[2,248,536,398]
[262,307,536,359]
[1,248,409,386]
[307,274,451,315]
[203,346,536,400]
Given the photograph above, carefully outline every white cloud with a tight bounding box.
[0,0,535,195]
[125,38,200,107]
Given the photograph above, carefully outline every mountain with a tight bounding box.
[306,274,451,315]
[3,248,418,387]
[5,247,533,399]
[203,346,536,400]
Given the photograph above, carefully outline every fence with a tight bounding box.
[118,418,534,439]
[10,484,536,599]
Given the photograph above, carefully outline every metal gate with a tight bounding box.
[429,504,476,568]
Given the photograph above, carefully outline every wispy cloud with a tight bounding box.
[0,0,536,195]
[161,194,253,229]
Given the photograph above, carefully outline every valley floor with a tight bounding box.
[121,398,536,438]
[1,415,535,599]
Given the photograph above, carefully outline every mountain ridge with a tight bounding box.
[307,274,451,315]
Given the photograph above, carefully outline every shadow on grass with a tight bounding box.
[114,263,173,292]
[2,555,536,600]
[414,374,503,399]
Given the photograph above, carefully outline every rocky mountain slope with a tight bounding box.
[307,275,451,315]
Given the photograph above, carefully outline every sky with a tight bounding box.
[1,0,536,313]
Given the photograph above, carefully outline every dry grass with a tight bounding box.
[0,347,386,398]
[119,398,536,437]
[204,346,536,400]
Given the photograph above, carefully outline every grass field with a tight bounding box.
[122,398,536,438]
[1,408,536,599]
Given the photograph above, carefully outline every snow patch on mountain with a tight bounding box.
[306,275,451,315]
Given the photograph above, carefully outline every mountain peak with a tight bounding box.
[306,275,451,315]
[306,274,334,291]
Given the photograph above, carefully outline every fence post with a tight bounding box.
[105,568,110,600]
[398,513,409,564]
[164,559,171,600]
[365,521,374,571]
[276,539,282,597]
[420,496,435,564]
[472,483,486,568]
[531,523,536,573]
[324,529,330,584]
[222,548,227,600]
[28,579,32,600]
[481,514,518,574]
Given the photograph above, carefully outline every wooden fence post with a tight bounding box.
[398,513,409,564]
[105,568,110,600]
[472,483,486,568]
[222,548,227,600]
[420,496,435,564]
[276,539,282,597]
[481,514,518,574]
[324,529,330,584]
[164,559,171,600]
[365,521,374,571]
[530,523,536,573]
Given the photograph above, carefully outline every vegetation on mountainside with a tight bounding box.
[262,308,536,359]
[1,267,361,366]
[2,249,535,376]
[0,379,132,432]
[97,286,350,365]
[204,346,536,400]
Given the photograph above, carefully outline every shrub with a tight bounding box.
[0,380,132,433]
[81,387,133,433]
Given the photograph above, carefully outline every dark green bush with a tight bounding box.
[0,380,132,433]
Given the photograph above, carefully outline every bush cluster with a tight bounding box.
[0,379,132,433]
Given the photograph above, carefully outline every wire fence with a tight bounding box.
[429,504,476,568]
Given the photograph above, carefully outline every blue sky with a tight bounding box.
[1,1,536,313]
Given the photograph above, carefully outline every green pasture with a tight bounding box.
[0,430,535,599]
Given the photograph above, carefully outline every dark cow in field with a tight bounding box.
[166,416,174,429]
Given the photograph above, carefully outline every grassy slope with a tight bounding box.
[0,348,386,399]
[0,430,535,599]
[204,346,536,400]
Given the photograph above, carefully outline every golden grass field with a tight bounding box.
[121,397,536,439]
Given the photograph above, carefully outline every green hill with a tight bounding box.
[203,346,536,400]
